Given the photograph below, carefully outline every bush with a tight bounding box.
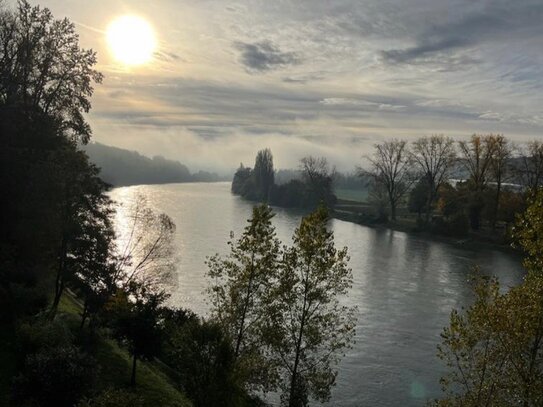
[164,319,242,407]
[432,212,469,237]
[16,319,73,356]
[13,344,98,407]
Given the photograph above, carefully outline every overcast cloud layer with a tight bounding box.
[17,0,543,172]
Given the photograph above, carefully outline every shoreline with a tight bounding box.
[332,209,522,256]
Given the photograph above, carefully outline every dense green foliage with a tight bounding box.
[208,205,355,406]
[208,205,282,392]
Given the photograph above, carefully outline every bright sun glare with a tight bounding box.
[106,15,156,66]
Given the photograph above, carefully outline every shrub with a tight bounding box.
[13,344,98,407]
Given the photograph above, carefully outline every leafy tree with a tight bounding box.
[269,206,356,406]
[164,317,242,407]
[436,190,543,406]
[411,135,456,222]
[0,0,102,142]
[50,149,114,316]
[106,285,168,385]
[232,163,253,196]
[254,149,275,201]
[207,205,281,391]
[436,273,543,406]
[363,139,415,221]
[13,344,98,407]
[0,0,103,320]
[300,156,336,208]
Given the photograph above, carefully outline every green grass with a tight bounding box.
[58,293,192,407]
[334,188,369,203]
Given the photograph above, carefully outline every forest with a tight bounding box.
[83,142,226,186]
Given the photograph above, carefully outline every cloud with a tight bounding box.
[234,41,299,73]
[320,98,406,111]
[154,50,183,62]
[380,1,543,67]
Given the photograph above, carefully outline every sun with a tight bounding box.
[106,15,156,66]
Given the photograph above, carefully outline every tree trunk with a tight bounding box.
[289,284,309,407]
[80,300,88,329]
[492,180,502,231]
[130,353,137,386]
[235,256,255,358]
[50,237,67,318]
[390,203,397,221]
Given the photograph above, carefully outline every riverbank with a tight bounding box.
[332,200,520,255]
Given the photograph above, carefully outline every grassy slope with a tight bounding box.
[334,187,369,203]
[58,294,192,407]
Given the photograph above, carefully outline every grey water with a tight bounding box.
[109,182,525,407]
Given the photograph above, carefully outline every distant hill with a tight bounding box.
[83,142,226,186]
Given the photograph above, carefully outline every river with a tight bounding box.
[109,182,525,406]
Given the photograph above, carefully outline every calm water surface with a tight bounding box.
[109,182,525,407]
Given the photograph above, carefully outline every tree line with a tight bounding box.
[83,142,225,186]
[363,135,543,237]
[232,149,337,209]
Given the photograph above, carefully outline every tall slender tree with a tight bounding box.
[207,205,282,392]
[489,135,511,230]
[269,206,356,407]
[253,149,275,201]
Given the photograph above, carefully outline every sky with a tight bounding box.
[14,0,543,173]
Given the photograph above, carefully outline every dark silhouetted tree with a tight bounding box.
[254,149,275,201]
[411,135,456,222]
[363,139,414,221]
[300,156,336,208]
[107,284,168,386]
[458,135,497,230]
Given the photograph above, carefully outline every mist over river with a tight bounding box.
[109,182,524,406]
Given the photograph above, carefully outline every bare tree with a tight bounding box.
[489,135,512,229]
[363,139,414,221]
[113,195,176,291]
[457,135,497,191]
[300,156,336,207]
[457,135,498,230]
[516,141,543,191]
[411,135,456,222]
